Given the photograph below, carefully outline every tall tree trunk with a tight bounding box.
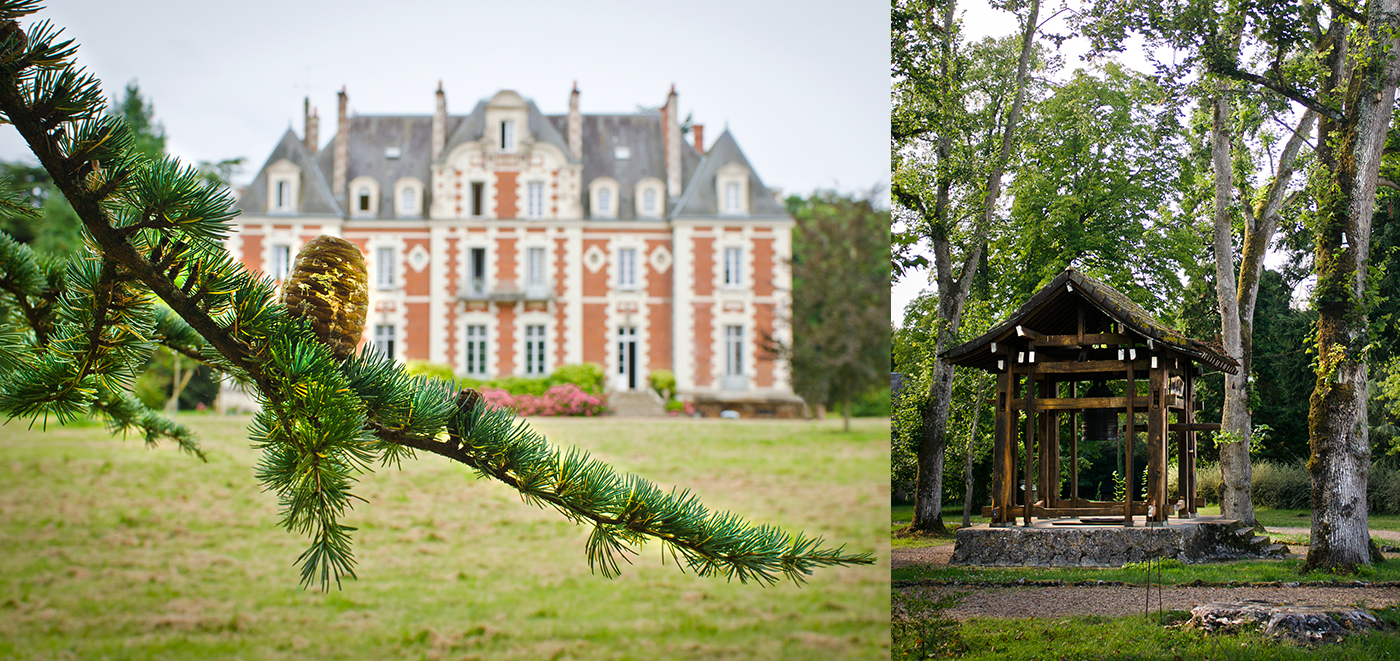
[1302,3,1400,572]
[165,353,193,414]
[910,0,1039,535]
[962,373,987,528]
[1210,93,1257,528]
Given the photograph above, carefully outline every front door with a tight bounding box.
[615,326,637,390]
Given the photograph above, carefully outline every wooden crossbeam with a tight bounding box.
[1169,422,1222,432]
[1032,359,1149,374]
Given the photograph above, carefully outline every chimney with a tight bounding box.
[664,84,680,197]
[692,123,704,154]
[432,81,447,162]
[333,86,348,203]
[567,81,581,160]
[304,98,319,154]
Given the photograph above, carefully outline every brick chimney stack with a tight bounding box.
[664,85,680,197]
[432,81,446,162]
[333,87,348,202]
[692,123,704,154]
[567,81,581,160]
[303,97,319,154]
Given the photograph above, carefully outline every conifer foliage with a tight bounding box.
[0,1,872,590]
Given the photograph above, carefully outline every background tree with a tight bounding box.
[0,1,871,589]
[781,190,890,431]
[1082,0,1398,571]
[892,0,1043,536]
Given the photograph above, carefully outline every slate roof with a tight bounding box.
[237,128,341,217]
[673,129,788,219]
[943,268,1239,374]
[545,112,702,220]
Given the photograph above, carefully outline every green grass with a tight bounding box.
[1194,505,1400,533]
[0,415,890,659]
[894,608,1400,660]
[893,554,1400,584]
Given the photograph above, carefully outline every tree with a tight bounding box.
[782,190,890,431]
[1083,0,1397,571]
[0,1,871,590]
[892,0,1043,535]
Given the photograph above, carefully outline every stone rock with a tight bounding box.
[1186,600,1386,645]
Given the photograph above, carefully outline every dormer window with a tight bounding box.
[500,120,516,153]
[394,177,424,219]
[275,180,292,211]
[266,159,300,215]
[644,189,656,214]
[348,176,380,219]
[634,178,664,219]
[716,163,750,216]
[400,187,416,215]
[588,177,619,219]
[724,182,741,213]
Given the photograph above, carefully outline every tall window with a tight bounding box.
[465,325,487,376]
[618,248,636,289]
[725,325,743,377]
[399,186,417,215]
[471,182,484,217]
[527,247,546,287]
[724,247,742,286]
[597,187,611,214]
[376,246,395,289]
[271,244,291,281]
[724,181,741,213]
[642,188,657,215]
[359,187,372,212]
[525,325,546,375]
[500,120,516,153]
[275,180,291,211]
[374,324,395,359]
[469,247,486,295]
[527,181,544,218]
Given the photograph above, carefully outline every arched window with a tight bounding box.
[400,186,416,215]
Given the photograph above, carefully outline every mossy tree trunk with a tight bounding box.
[1301,3,1400,573]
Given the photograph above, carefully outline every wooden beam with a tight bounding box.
[1034,359,1149,374]
[1034,332,1133,347]
[1169,422,1221,432]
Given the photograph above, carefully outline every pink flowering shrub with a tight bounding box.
[478,383,608,417]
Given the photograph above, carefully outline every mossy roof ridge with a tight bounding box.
[943,268,1239,374]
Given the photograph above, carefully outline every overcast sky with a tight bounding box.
[0,0,888,203]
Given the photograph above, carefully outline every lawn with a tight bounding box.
[0,414,890,660]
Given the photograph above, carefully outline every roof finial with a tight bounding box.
[572,80,578,92]
[437,79,443,92]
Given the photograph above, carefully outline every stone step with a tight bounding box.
[1250,535,1269,547]
[1264,543,1290,556]
[1234,527,1255,538]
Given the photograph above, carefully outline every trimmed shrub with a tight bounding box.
[405,360,455,381]
[649,369,676,400]
[480,383,607,417]
[548,363,605,395]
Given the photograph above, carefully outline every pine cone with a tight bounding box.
[281,235,368,360]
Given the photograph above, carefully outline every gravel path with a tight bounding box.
[893,529,1400,621]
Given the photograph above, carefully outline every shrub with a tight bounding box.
[480,383,608,417]
[1371,462,1400,515]
[649,369,676,400]
[405,360,455,381]
[548,363,605,395]
[850,385,891,417]
[665,399,684,412]
[1250,460,1310,510]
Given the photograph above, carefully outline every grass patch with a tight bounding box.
[891,611,1400,660]
[1194,505,1400,533]
[1,415,889,659]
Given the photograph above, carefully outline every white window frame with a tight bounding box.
[598,187,611,214]
[468,246,488,296]
[266,159,300,215]
[374,324,395,359]
[271,244,292,281]
[501,120,516,153]
[526,246,546,288]
[524,324,547,376]
[643,188,657,215]
[376,246,396,290]
[723,246,743,287]
[527,181,545,219]
[618,247,636,290]
[589,178,619,219]
[465,324,488,377]
[634,178,664,219]
[348,176,380,219]
[725,325,743,377]
[716,164,750,216]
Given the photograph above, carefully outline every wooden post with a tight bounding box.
[993,371,1010,523]
[1148,364,1165,522]
[1177,368,1189,519]
[1124,343,1135,527]
[1186,369,1198,517]
[1048,380,1060,509]
[1070,381,1079,505]
[1038,379,1053,510]
[1024,343,1036,526]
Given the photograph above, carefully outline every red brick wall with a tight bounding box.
[497,306,516,375]
[496,172,517,219]
[752,237,774,296]
[445,237,460,368]
[496,237,517,284]
[242,234,263,273]
[405,238,430,296]
[582,239,608,296]
[649,302,672,374]
[583,302,606,365]
[553,237,568,367]
[646,239,672,299]
[692,233,714,296]
[405,302,429,361]
[754,302,775,387]
[693,303,713,387]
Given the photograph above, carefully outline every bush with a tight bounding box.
[480,383,608,417]
[1175,460,1400,514]
[1250,460,1310,510]
[850,385,891,417]
[548,363,605,395]
[649,369,676,400]
[405,361,455,381]
[1371,462,1400,515]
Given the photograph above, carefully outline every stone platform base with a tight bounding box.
[950,516,1286,567]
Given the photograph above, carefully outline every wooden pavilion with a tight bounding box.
[944,269,1239,526]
